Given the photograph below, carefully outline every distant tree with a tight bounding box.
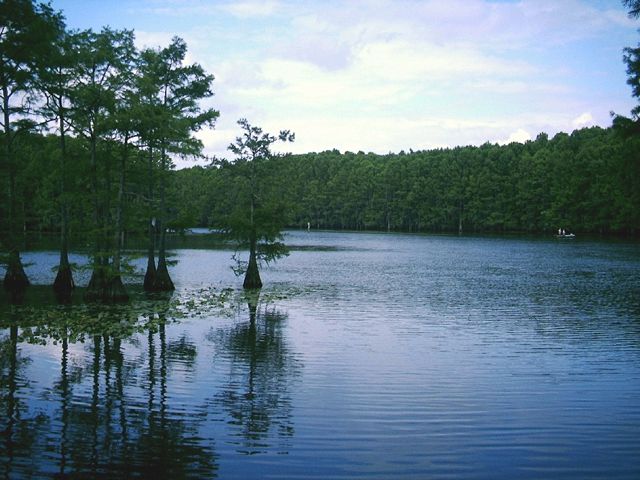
[68,27,136,302]
[136,37,218,292]
[192,122,640,235]
[108,34,142,302]
[134,46,164,291]
[37,26,79,299]
[225,119,294,289]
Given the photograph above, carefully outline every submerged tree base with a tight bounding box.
[243,255,262,290]
[3,289,26,305]
[106,276,129,302]
[53,264,75,299]
[143,257,157,292]
[85,268,107,302]
[3,251,30,293]
[152,260,175,291]
[85,269,129,303]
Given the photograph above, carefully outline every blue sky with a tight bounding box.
[51,0,638,165]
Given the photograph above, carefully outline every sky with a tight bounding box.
[51,0,639,167]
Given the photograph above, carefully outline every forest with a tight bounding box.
[0,0,222,300]
[1,0,640,303]
[180,126,640,235]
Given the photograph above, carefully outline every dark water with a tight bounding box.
[1,231,640,479]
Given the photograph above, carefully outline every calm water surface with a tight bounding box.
[1,231,640,479]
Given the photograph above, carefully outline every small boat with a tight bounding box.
[555,233,575,239]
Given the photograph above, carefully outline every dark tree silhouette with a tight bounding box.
[136,37,218,292]
[0,0,62,292]
[225,119,294,289]
[623,0,640,18]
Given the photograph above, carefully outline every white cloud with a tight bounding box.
[572,112,594,128]
[275,0,631,56]
[220,0,280,17]
[356,40,535,80]
[116,0,636,164]
[134,31,174,49]
[498,128,532,145]
[224,36,538,118]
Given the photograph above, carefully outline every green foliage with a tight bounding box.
[137,37,219,163]
[624,44,640,110]
[219,119,294,278]
[0,4,218,297]
[0,0,63,98]
[178,127,640,236]
[623,0,640,18]
[0,286,238,344]
[1,0,64,254]
[612,1,640,137]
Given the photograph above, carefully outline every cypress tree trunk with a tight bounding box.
[2,85,29,293]
[85,266,108,302]
[144,146,157,291]
[243,229,262,289]
[154,247,174,291]
[152,146,174,291]
[243,181,261,289]
[143,243,157,291]
[2,176,29,294]
[3,172,30,292]
[4,248,29,292]
[107,277,128,304]
[53,112,74,300]
[85,128,109,302]
[107,137,129,302]
[151,82,174,292]
[154,225,174,291]
[53,246,73,302]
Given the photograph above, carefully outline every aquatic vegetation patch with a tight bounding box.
[0,287,239,345]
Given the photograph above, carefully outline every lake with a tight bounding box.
[1,231,640,479]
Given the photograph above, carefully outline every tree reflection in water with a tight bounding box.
[0,322,27,479]
[209,293,301,455]
[0,290,301,476]
[0,306,219,478]
[1,309,58,480]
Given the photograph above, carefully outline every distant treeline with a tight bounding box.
[174,126,640,236]
[7,126,639,242]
